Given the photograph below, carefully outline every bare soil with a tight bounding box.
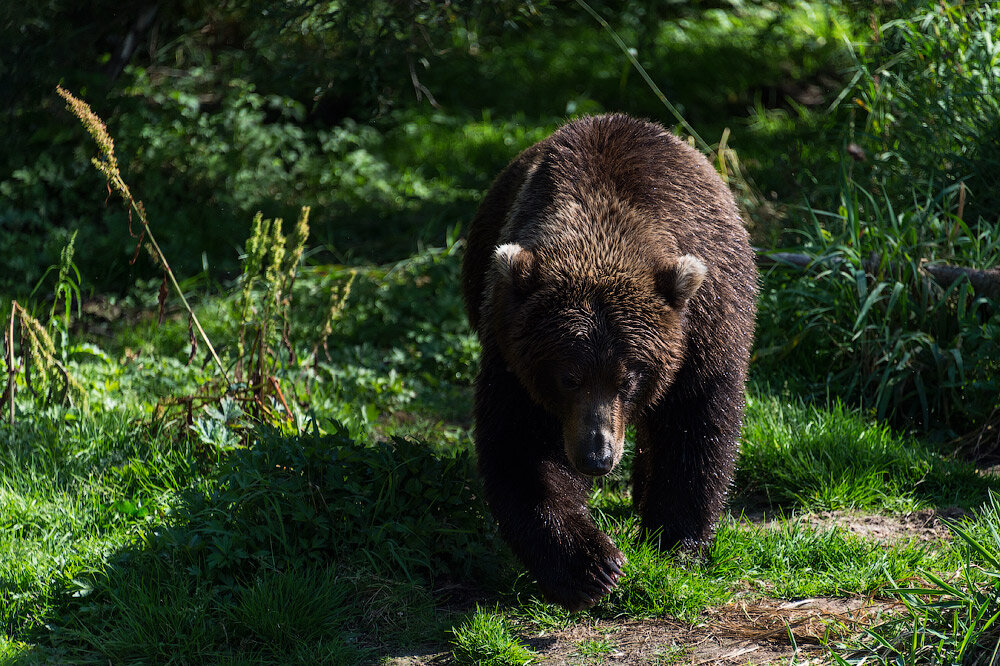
[515,596,896,665]
[739,506,967,546]
[385,596,894,664]
[384,509,962,665]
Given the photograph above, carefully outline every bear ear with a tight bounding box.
[493,243,537,297]
[655,254,707,308]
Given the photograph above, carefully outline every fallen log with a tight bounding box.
[755,249,1000,301]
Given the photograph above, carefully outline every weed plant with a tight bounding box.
[836,493,1000,665]
[29,230,82,362]
[451,606,538,666]
[758,178,1000,432]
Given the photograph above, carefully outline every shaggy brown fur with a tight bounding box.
[463,114,758,611]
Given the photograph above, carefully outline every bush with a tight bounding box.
[849,0,1000,224]
[0,2,552,293]
[758,178,1000,432]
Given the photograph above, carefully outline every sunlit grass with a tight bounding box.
[3,2,998,663]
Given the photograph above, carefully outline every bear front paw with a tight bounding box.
[535,539,626,612]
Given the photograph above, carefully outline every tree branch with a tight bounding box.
[756,248,1000,301]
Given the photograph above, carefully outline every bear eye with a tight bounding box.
[557,373,582,392]
[622,369,642,395]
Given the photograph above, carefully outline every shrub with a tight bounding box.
[758,178,1000,432]
[849,0,1000,224]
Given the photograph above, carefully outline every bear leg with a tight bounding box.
[475,354,626,611]
[633,370,744,552]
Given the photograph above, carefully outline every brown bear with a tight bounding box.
[462,113,758,611]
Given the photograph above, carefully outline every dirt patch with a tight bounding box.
[737,507,968,545]
[385,510,958,664]
[383,596,894,665]
[525,597,895,665]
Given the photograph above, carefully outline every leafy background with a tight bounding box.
[2,0,1000,663]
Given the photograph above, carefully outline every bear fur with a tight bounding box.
[462,113,758,611]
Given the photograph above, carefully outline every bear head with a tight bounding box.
[488,242,707,477]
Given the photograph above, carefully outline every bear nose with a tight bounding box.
[579,451,614,476]
[577,429,615,476]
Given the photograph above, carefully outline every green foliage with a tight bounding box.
[451,605,538,666]
[7,2,1000,662]
[1,1,866,292]
[29,230,82,362]
[0,155,99,292]
[0,2,554,292]
[712,518,935,599]
[598,526,732,621]
[215,0,550,116]
[835,494,1000,665]
[738,390,994,512]
[519,508,949,623]
[228,567,353,649]
[56,563,371,665]
[22,422,487,662]
[850,0,1000,224]
[160,424,495,588]
[759,179,1000,431]
[753,1,1000,435]
[308,238,478,423]
[0,414,198,641]
[576,636,615,662]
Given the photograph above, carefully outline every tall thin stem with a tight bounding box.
[573,0,709,153]
[129,200,230,386]
[56,86,230,387]
[6,302,16,423]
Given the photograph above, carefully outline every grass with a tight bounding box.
[755,177,1000,433]
[739,389,993,512]
[575,635,615,663]
[834,495,1000,664]
[4,243,990,663]
[451,606,538,666]
[2,1,999,663]
[3,244,997,663]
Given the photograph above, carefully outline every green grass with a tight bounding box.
[576,635,615,662]
[572,510,949,623]
[3,1,999,663]
[451,606,538,666]
[833,495,1000,664]
[3,245,997,663]
[0,415,198,640]
[738,389,992,512]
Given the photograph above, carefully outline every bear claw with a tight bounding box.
[539,547,627,612]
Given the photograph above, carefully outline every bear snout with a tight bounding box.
[575,429,617,476]
[565,400,624,477]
